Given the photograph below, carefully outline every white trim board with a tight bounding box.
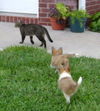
[0,0,39,17]
[0,11,37,18]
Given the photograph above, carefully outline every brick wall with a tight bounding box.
[56,0,77,10]
[38,0,56,25]
[86,0,100,14]
[0,0,100,25]
[0,16,38,24]
[39,0,77,25]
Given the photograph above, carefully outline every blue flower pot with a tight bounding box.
[70,18,86,33]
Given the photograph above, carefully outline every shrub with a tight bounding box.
[89,12,100,32]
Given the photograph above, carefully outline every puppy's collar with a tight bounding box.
[59,71,71,81]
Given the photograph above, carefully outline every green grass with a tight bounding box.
[0,46,100,111]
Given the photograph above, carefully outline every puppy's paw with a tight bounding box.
[50,64,54,68]
[0,48,3,51]
[55,69,59,73]
[75,53,80,57]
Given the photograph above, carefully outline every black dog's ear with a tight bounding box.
[15,20,25,27]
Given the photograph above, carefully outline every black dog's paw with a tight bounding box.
[31,41,34,44]
[19,42,23,44]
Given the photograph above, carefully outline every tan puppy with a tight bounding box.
[58,65,82,104]
[51,47,78,71]
[51,47,68,71]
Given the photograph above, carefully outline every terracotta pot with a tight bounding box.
[49,17,65,30]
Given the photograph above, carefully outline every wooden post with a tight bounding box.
[78,0,86,10]
[77,0,79,10]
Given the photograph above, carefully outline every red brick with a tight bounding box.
[47,23,51,26]
[97,1,100,4]
[32,19,37,24]
[40,0,55,3]
[93,5,100,9]
[13,17,17,22]
[20,17,25,23]
[24,18,29,24]
[17,17,21,21]
[40,8,49,13]
[88,10,96,14]
[9,16,14,22]
[1,16,6,22]
[39,3,47,8]
[48,4,55,8]
[39,13,47,17]
[87,6,93,11]
[6,16,9,22]
[86,1,96,6]
[86,0,100,14]
[39,22,48,25]
[28,18,32,23]
[86,0,95,2]
[39,18,50,22]
[19,17,22,21]
[35,19,38,24]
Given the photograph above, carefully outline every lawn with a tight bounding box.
[0,46,99,111]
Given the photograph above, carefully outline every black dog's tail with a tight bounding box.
[43,27,53,42]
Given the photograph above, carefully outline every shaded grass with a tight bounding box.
[0,46,100,111]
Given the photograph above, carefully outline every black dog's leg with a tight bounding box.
[43,40,46,48]
[40,42,43,47]
[36,35,47,48]
[30,36,34,44]
[40,39,46,48]
[20,35,25,44]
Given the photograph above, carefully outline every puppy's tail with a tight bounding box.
[77,76,82,88]
[64,53,79,58]
[73,77,82,94]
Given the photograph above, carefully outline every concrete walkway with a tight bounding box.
[0,22,100,58]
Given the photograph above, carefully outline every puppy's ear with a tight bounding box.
[58,47,63,55]
[52,47,54,51]
[58,65,64,73]
[64,64,70,73]
[52,47,56,55]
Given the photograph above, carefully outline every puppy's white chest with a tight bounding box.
[59,72,71,81]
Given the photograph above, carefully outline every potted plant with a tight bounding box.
[49,3,69,30]
[89,12,100,32]
[69,10,90,32]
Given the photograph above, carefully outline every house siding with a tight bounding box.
[0,0,100,25]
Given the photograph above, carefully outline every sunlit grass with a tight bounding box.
[0,46,99,111]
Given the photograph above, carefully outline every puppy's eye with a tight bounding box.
[61,63,64,66]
